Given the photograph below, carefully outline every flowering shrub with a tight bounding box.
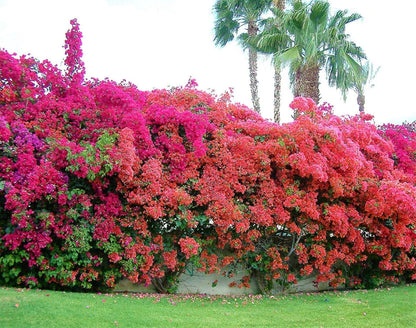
[378,122,416,183]
[0,19,415,292]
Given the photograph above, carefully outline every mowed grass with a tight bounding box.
[1,284,415,328]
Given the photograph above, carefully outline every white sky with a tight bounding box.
[0,0,415,125]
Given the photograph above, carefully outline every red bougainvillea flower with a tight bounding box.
[179,237,200,259]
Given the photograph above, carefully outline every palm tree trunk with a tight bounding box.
[248,21,261,114]
[293,65,320,119]
[272,0,284,7]
[273,64,281,123]
[272,0,286,124]
[357,91,365,112]
[294,65,320,103]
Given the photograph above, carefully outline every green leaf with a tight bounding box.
[278,46,301,64]
[195,215,208,224]
[178,204,187,213]
[345,54,362,77]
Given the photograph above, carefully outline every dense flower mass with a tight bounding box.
[0,19,415,292]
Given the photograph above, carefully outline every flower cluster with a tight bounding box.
[179,237,200,259]
[0,20,415,293]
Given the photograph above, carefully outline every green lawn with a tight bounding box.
[1,284,415,328]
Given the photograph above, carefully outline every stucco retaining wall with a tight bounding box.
[114,269,336,295]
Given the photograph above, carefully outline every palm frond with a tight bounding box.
[213,0,276,46]
[250,25,290,53]
[214,15,240,46]
[278,46,301,64]
[309,1,329,28]
[341,12,362,27]
[213,0,240,46]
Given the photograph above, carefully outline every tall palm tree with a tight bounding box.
[252,0,366,114]
[213,0,272,114]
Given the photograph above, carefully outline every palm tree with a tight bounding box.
[252,0,366,114]
[355,63,379,113]
[328,60,379,113]
[213,0,272,114]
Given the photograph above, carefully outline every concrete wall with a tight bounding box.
[113,266,256,295]
[176,267,257,295]
[113,279,156,293]
[114,268,335,295]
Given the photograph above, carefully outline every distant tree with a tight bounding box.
[355,62,379,113]
[213,0,272,114]
[328,60,379,113]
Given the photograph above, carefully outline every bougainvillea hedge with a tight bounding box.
[0,20,415,292]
